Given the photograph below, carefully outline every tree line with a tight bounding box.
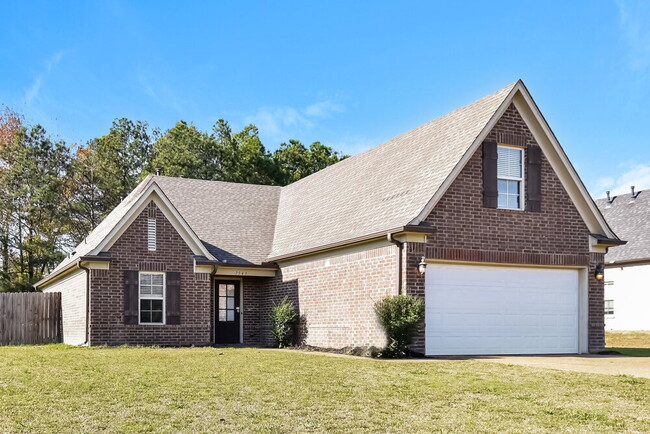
[0,106,346,292]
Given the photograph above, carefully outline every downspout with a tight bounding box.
[209,263,218,344]
[387,233,403,295]
[77,260,91,346]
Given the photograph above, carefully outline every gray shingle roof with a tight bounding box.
[45,81,520,282]
[595,190,650,263]
[269,82,516,258]
[153,176,280,265]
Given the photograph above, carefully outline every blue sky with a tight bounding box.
[1,1,649,198]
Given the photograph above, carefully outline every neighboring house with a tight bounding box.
[596,188,650,331]
[36,80,623,355]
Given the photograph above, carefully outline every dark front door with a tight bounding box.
[215,280,241,344]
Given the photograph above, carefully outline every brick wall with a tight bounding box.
[89,201,212,346]
[406,104,605,353]
[588,252,605,352]
[241,276,266,345]
[259,242,398,349]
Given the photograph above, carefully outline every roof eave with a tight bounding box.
[193,256,278,269]
[267,225,436,262]
[35,255,113,289]
[605,257,650,267]
[596,239,627,247]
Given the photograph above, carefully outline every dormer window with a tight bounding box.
[497,146,524,210]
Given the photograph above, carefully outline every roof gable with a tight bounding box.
[268,82,517,259]
[45,177,214,281]
[407,81,618,245]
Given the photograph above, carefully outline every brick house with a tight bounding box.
[36,80,624,355]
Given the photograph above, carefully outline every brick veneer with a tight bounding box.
[256,243,397,348]
[241,276,267,345]
[405,104,605,354]
[89,201,212,346]
[588,252,605,352]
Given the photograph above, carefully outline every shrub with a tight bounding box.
[270,297,298,348]
[374,294,425,358]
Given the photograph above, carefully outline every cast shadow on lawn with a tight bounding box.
[608,348,650,357]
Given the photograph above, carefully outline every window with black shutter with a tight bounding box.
[526,145,542,212]
[166,272,181,325]
[124,270,139,324]
[482,140,498,208]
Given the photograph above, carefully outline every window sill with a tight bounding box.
[496,207,526,212]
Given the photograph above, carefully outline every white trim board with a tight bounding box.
[93,182,214,260]
[410,80,617,242]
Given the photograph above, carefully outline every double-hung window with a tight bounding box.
[497,146,524,210]
[139,272,165,324]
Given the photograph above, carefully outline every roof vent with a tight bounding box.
[629,186,641,203]
[605,191,616,207]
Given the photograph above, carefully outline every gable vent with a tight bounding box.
[147,219,157,251]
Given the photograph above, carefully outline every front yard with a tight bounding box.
[1,346,649,432]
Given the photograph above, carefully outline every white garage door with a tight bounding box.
[425,263,579,356]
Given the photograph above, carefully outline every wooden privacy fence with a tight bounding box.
[0,292,62,345]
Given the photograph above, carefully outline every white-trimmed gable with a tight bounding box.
[410,80,618,244]
[93,183,213,259]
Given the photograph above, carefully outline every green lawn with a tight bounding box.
[1,346,649,432]
[607,331,650,357]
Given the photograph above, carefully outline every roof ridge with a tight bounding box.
[151,175,282,190]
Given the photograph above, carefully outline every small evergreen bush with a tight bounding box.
[270,297,298,348]
[374,294,425,358]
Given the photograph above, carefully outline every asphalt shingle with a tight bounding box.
[153,176,280,265]
[47,82,518,276]
[595,190,650,263]
[269,82,516,258]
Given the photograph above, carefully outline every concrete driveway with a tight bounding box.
[474,355,650,378]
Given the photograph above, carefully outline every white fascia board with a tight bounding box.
[410,80,618,242]
[511,88,616,239]
[215,266,277,277]
[409,81,520,225]
[92,183,215,260]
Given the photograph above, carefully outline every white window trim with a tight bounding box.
[139,271,166,325]
[497,144,525,211]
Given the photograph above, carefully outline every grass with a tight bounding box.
[0,346,649,433]
[607,330,650,357]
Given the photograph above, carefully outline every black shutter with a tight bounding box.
[526,145,542,212]
[482,140,498,208]
[166,272,181,325]
[124,270,139,324]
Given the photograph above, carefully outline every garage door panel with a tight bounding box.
[425,264,579,356]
